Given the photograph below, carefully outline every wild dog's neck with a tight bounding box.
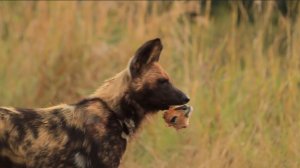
[90,70,153,128]
[91,70,130,111]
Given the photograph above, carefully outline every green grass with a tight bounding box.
[0,1,300,168]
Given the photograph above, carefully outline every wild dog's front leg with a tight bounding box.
[89,129,127,168]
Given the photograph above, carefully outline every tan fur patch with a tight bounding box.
[91,70,131,111]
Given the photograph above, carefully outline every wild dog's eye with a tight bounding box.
[170,116,178,124]
[157,78,169,84]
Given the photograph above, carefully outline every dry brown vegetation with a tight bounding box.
[0,1,300,168]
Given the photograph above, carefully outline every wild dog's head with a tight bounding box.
[127,38,189,111]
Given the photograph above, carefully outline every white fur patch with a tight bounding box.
[75,153,86,168]
[121,132,129,141]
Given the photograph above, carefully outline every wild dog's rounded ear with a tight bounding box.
[129,38,163,77]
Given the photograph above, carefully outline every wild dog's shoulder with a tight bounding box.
[75,97,110,110]
[74,97,111,120]
[73,98,112,134]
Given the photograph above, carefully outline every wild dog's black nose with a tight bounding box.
[184,97,190,103]
[182,95,190,103]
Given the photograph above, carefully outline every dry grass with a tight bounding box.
[0,1,300,168]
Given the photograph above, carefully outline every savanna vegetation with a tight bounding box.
[0,1,299,168]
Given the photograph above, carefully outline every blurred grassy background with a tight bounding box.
[0,1,300,168]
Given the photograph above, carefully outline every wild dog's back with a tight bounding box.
[0,105,81,167]
[0,100,123,168]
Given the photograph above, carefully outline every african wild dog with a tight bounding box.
[0,38,189,168]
